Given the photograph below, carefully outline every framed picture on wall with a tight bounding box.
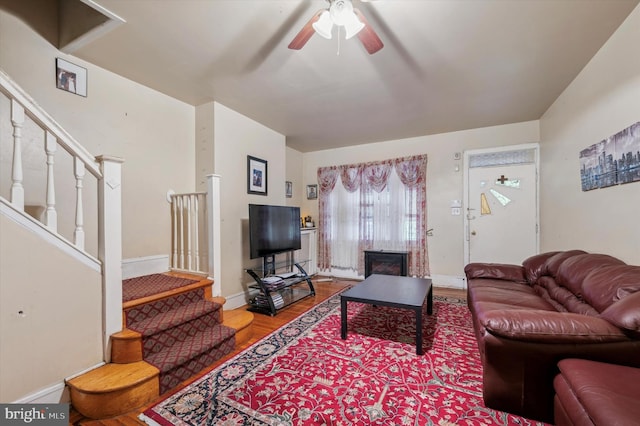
[55,58,87,97]
[306,184,318,200]
[247,155,268,195]
[285,181,293,198]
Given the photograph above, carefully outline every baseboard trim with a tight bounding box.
[122,255,169,279]
[224,290,250,311]
[429,274,467,290]
[13,382,69,404]
[13,361,108,403]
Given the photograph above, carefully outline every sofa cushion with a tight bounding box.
[467,278,535,293]
[470,287,549,307]
[478,310,629,343]
[533,276,599,315]
[555,359,640,426]
[600,291,640,334]
[543,250,588,278]
[464,263,526,283]
[556,253,626,298]
[522,251,560,283]
[583,264,640,313]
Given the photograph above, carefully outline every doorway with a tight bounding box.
[463,144,539,265]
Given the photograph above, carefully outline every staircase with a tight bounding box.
[1,69,242,411]
[67,273,253,419]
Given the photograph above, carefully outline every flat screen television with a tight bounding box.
[249,204,301,259]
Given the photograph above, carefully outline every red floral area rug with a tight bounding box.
[140,295,547,426]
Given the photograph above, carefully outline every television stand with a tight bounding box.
[246,254,316,316]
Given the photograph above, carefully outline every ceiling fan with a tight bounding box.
[288,0,384,54]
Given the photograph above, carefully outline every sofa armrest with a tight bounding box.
[479,310,629,343]
[464,263,526,283]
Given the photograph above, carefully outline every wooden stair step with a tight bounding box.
[144,324,236,374]
[66,361,159,419]
[223,309,254,348]
[123,276,213,310]
[128,298,222,337]
[111,329,142,364]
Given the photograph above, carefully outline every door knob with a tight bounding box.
[471,231,476,236]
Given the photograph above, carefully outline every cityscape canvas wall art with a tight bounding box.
[580,121,640,191]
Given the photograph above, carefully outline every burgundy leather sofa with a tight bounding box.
[464,250,640,423]
[554,358,640,426]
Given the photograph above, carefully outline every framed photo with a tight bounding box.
[306,184,318,200]
[285,181,293,198]
[247,155,268,195]
[56,58,87,97]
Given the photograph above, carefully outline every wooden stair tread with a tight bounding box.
[67,361,159,393]
[223,309,254,348]
[223,309,254,330]
[111,329,141,340]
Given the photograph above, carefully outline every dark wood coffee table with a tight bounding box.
[340,274,433,355]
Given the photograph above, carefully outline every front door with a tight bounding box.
[464,146,539,265]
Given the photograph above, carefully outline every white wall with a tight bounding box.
[539,4,640,264]
[211,102,288,305]
[0,10,195,260]
[301,121,540,283]
[285,147,304,207]
[0,214,102,402]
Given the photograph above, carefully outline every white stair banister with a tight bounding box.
[207,174,221,297]
[193,194,200,272]
[2,70,125,365]
[179,196,185,269]
[10,98,25,210]
[74,157,86,250]
[97,155,124,361]
[44,131,58,231]
[168,190,212,279]
[172,194,179,268]
[186,195,192,271]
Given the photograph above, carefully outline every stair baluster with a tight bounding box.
[74,157,86,249]
[44,131,58,230]
[10,98,25,209]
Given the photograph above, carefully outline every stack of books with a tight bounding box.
[270,292,285,309]
[261,276,288,291]
[252,291,285,309]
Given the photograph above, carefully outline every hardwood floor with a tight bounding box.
[69,278,466,425]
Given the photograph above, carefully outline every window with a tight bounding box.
[317,155,429,277]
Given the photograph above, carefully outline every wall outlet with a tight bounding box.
[451,207,461,215]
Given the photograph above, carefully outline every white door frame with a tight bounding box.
[462,143,540,265]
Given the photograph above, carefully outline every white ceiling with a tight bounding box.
[70,0,638,152]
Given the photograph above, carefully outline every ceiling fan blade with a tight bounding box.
[288,9,324,50]
[354,8,384,54]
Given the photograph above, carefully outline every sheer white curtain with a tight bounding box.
[328,184,360,272]
[318,155,429,278]
[365,172,408,250]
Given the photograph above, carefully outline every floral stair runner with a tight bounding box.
[125,285,236,394]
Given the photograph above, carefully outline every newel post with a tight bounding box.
[206,174,222,297]
[97,155,124,361]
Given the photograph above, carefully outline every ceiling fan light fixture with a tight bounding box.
[343,13,365,39]
[312,10,333,39]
